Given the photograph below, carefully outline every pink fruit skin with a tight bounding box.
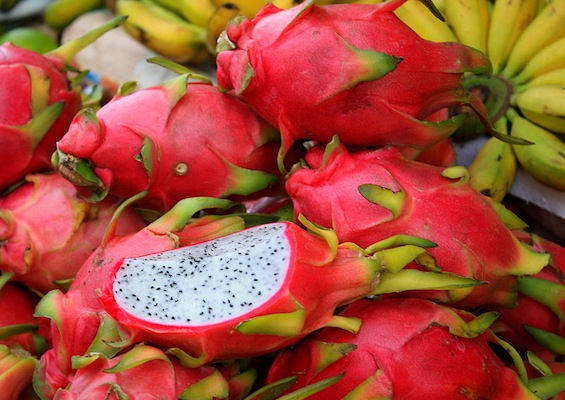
[0,281,48,355]
[0,44,81,190]
[487,231,565,354]
[216,1,492,160]
[267,298,538,399]
[285,141,548,308]
[50,346,220,399]
[0,173,147,293]
[56,81,283,213]
[98,221,387,366]
[35,209,246,396]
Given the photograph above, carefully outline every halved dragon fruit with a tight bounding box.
[97,218,477,368]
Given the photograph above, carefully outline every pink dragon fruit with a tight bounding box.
[0,273,48,355]
[215,0,519,169]
[97,216,479,369]
[0,172,146,294]
[45,344,245,400]
[53,74,290,214]
[285,138,549,309]
[33,197,249,396]
[266,298,540,399]
[0,344,38,400]
[486,231,565,354]
[0,17,125,192]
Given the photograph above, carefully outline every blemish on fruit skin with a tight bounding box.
[174,162,188,176]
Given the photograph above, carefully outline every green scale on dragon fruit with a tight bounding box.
[266,298,556,399]
[0,16,126,193]
[215,0,528,172]
[53,72,291,215]
[285,137,550,309]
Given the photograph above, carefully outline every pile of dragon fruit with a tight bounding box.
[1,0,565,398]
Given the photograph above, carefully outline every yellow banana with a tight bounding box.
[517,67,565,90]
[511,84,565,133]
[43,0,104,31]
[206,3,242,54]
[152,0,216,27]
[512,36,565,85]
[210,0,266,17]
[393,0,457,43]
[487,0,540,74]
[468,118,517,202]
[443,0,490,53]
[116,0,209,64]
[501,0,565,79]
[508,108,565,191]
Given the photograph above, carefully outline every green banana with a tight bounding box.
[512,85,565,134]
[443,0,490,54]
[487,0,540,74]
[508,108,565,191]
[468,117,517,202]
[502,0,565,79]
[116,0,209,64]
[513,36,565,85]
[43,0,105,31]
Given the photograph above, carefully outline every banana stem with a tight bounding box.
[461,74,514,124]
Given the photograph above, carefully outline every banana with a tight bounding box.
[468,117,517,202]
[517,67,565,90]
[393,0,457,43]
[43,0,104,31]
[501,0,565,79]
[206,3,242,54]
[210,0,266,18]
[508,108,565,191]
[116,0,209,64]
[512,36,565,85]
[177,0,217,27]
[511,85,565,134]
[443,0,490,53]
[487,0,540,74]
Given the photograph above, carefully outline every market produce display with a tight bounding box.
[0,0,565,398]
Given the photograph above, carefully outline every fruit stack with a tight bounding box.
[0,0,565,399]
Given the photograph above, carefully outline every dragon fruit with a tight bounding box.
[97,216,480,368]
[285,138,549,309]
[215,0,515,170]
[266,298,539,399]
[53,73,288,214]
[0,273,48,355]
[33,197,248,396]
[45,344,244,400]
[0,173,146,294]
[487,231,565,355]
[0,17,125,192]
[0,344,38,400]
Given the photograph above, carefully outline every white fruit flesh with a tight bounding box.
[112,223,290,326]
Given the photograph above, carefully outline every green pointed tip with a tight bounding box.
[466,311,499,336]
[116,81,138,97]
[244,376,298,400]
[104,345,169,374]
[236,307,306,337]
[55,150,108,202]
[222,162,278,198]
[180,369,230,400]
[47,16,127,64]
[167,347,207,369]
[312,341,357,374]
[358,184,405,218]
[0,324,38,341]
[18,101,64,148]
[278,374,344,400]
[528,373,565,400]
[372,269,482,295]
[323,315,362,334]
[146,57,212,84]
[523,325,565,356]
[441,165,470,183]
